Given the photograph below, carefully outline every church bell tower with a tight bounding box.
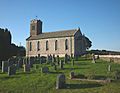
[30,19,42,36]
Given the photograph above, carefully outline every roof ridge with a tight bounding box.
[43,28,77,34]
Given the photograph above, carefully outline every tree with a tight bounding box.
[83,35,92,50]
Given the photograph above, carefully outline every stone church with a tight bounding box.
[26,19,86,57]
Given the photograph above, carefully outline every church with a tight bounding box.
[26,19,86,57]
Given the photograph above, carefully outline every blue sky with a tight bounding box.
[0,0,120,51]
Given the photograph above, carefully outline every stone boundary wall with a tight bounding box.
[95,55,120,64]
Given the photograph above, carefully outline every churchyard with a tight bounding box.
[0,55,120,93]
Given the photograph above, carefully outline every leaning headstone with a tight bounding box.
[8,65,16,76]
[41,67,49,73]
[56,74,66,89]
[108,64,111,72]
[2,61,9,73]
[92,53,96,63]
[60,60,64,69]
[23,64,30,72]
[70,72,75,79]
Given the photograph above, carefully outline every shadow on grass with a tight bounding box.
[0,75,20,80]
[63,67,90,70]
[49,72,63,74]
[65,83,103,89]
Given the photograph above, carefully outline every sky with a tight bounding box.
[0,0,120,51]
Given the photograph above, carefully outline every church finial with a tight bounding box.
[77,27,80,31]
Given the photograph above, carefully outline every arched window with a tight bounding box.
[37,41,40,51]
[65,39,68,50]
[46,40,48,50]
[29,42,32,51]
[55,40,57,50]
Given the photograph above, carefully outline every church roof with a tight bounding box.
[26,29,79,40]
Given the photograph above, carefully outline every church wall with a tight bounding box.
[26,36,74,57]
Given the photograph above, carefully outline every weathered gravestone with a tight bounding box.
[29,57,33,67]
[56,55,60,65]
[52,54,56,63]
[108,64,111,72]
[8,65,16,76]
[71,59,74,66]
[23,64,30,72]
[64,54,68,64]
[92,53,96,63]
[60,60,64,69]
[41,67,49,73]
[17,58,23,68]
[2,61,9,73]
[70,72,75,79]
[56,74,66,89]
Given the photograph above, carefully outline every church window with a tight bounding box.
[65,39,68,50]
[30,42,32,51]
[37,41,40,51]
[46,40,48,50]
[55,40,58,50]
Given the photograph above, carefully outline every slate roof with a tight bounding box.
[26,29,78,40]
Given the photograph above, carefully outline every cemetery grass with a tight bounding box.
[0,59,120,93]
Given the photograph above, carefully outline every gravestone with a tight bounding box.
[54,64,57,70]
[71,59,74,66]
[18,58,23,68]
[52,54,56,63]
[2,61,9,73]
[64,54,68,64]
[56,74,66,89]
[8,58,14,66]
[70,72,75,79]
[56,55,60,65]
[60,60,64,69]
[23,64,30,72]
[29,57,33,67]
[8,65,16,76]
[108,64,111,72]
[92,53,96,63]
[41,67,49,73]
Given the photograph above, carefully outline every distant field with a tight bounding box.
[0,58,120,93]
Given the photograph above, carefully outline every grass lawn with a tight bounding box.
[0,58,120,93]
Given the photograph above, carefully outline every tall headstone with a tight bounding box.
[56,74,66,89]
[108,64,111,72]
[2,61,9,73]
[8,65,16,76]
[92,53,96,63]
[71,59,74,66]
[64,54,68,64]
[23,64,30,72]
[60,60,64,69]
[56,55,60,65]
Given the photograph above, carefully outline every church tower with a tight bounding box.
[30,19,42,36]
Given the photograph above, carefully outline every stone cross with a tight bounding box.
[56,74,66,89]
